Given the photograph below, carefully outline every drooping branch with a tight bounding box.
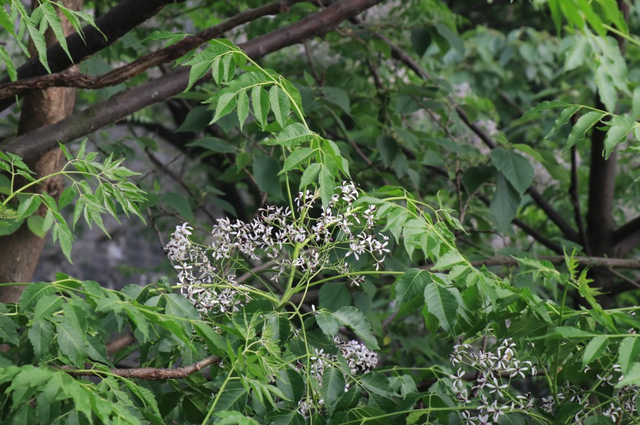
[364,29,580,244]
[61,355,220,380]
[1,0,385,162]
[0,0,303,100]
[0,0,186,112]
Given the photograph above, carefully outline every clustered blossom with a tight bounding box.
[451,338,640,425]
[297,337,378,417]
[165,182,390,314]
[450,339,536,424]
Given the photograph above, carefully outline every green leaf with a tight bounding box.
[176,106,211,132]
[276,369,305,404]
[333,306,379,350]
[20,282,57,312]
[32,294,64,322]
[319,281,352,312]
[251,86,270,127]
[394,269,429,306]
[424,283,458,334]
[27,215,45,238]
[27,21,50,73]
[270,86,290,127]
[56,320,87,367]
[603,116,636,159]
[16,196,42,220]
[433,22,465,55]
[410,27,431,57]
[322,367,345,412]
[212,92,237,123]
[359,373,394,398]
[279,148,316,175]
[322,87,350,114]
[617,362,640,387]
[193,322,225,356]
[316,309,340,337]
[28,320,54,358]
[0,315,19,345]
[186,60,211,92]
[253,155,283,199]
[515,100,571,125]
[376,135,399,167]
[580,335,608,370]
[41,3,71,61]
[491,173,521,233]
[546,105,581,139]
[187,137,236,153]
[618,337,640,374]
[237,89,249,130]
[0,46,16,81]
[299,163,322,189]
[432,250,465,271]
[163,192,193,221]
[566,111,606,150]
[319,164,334,208]
[489,149,534,195]
[268,123,314,149]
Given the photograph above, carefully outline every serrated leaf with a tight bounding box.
[41,3,71,61]
[603,116,636,159]
[617,362,640,387]
[251,86,269,127]
[491,172,521,232]
[212,92,237,123]
[322,367,345,412]
[237,89,249,130]
[0,315,19,345]
[432,250,465,271]
[187,137,236,153]
[546,105,581,139]
[582,336,608,369]
[333,306,379,350]
[267,123,314,148]
[279,148,316,175]
[56,320,87,367]
[32,294,64,322]
[16,196,41,220]
[20,282,57,312]
[515,100,571,125]
[394,269,429,306]
[316,309,340,337]
[319,164,334,208]
[29,320,54,358]
[618,337,640,374]
[270,86,290,127]
[566,111,606,150]
[299,163,321,189]
[490,149,534,195]
[424,283,458,334]
[253,155,283,199]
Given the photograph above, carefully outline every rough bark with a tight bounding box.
[0,0,82,301]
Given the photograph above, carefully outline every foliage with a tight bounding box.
[3,1,640,424]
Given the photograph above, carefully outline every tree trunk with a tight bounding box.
[0,0,82,302]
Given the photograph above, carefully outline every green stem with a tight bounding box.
[201,369,235,425]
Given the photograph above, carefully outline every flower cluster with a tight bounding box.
[297,337,378,416]
[164,182,390,314]
[450,339,536,424]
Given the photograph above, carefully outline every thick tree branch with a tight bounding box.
[0,0,186,112]
[61,355,220,380]
[1,0,385,162]
[365,29,580,244]
[0,0,302,100]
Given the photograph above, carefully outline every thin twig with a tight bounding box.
[570,145,589,254]
[60,355,220,380]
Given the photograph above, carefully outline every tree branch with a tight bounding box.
[0,0,186,112]
[364,29,580,244]
[1,0,385,162]
[0,0,303,100]
[462,255,640,270]
[612,215,640,257]
[61,355,220,380]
